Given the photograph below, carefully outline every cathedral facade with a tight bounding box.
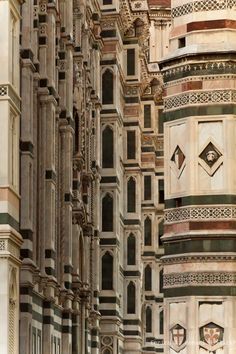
[1,0,235,354]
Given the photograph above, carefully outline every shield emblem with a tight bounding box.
[203,325,221,346]
[171,324,186,347]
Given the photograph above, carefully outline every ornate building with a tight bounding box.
[7,0,236,354]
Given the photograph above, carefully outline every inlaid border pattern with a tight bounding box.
[164,271,236,288]
[164,89,236,111]
[165,206,236,224]
[172,0,236,18]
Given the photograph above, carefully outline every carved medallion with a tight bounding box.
[199,140,223,176]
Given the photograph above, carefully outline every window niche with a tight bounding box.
[102,126,114,168]
[127,282,136,314]
[102,69,114,104]
[144,265,152,291]
[127,177,136,213]
[146,307,152,333]
[127,130,136,159]
[102,252,113,290]
[127,233,136,265]
[102,193,113,231]
[144,175,152,200]
[144,217,152,246]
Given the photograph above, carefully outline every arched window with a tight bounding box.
[102,252,113,290]
[102,126,114,168]
[144,217,152,246]
[102,69,113,104]
[144,265,152,291]
[102,193,113,231]
[127,282,136,314]
[146,307,152,333]
[103,349,112,354]
[127,177,136,212]
[127,234,136,265]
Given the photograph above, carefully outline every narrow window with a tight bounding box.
[127,131,136,159]
[145,265,152,291]
[127,177,136,212]
[144,175,152,200]
[102,126,114,168]
[127,48,135,76]
[158,109,164,134]
[102,252,113,290]
[144,217,152,246]
[127,282,136,313]
[158,179,164,204]
[144,105,151,128]
[158,220,163,245]
[103,0,112,4]
[146,307,152,333]
[159,310,164,335]
[102,193,113,231]
[127,234,136,265]
[102,69,113,104]
[159,269,163,293]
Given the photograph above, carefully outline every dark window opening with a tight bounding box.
[158,220,164,246]
[103,0,112,4]
[146,307,152,333]
[102,252,113,290]
[144,265,152,291]
[159,310,164,334]
[102,193,113,231]
[127,48,135,76]
[127,234,136,265]
[144,104,151,128]
[144,175,152,201]
[158,179,164,204]
[178,37,186,48]
[127,177,136,212]
[102,126,114,168]
[158,109,164,134]
[102,69,113,104]
[159,269,163,293]
[127,282,136,313]
[127,131,136,159]
[144,217,152,246]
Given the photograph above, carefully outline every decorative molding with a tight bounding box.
[162,254,236,264]
[164,89,236,111]
[165,205,236,224]
[164,271,236,288]
[0,84,21,111]
[172,0,236,18]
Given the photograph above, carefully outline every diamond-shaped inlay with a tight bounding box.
[199,142,222,167]
[171,146,185,170]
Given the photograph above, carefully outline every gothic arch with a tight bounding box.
[102,68,114,104]
[102,125,114,168]
[127,177,136,212]
[102,192,114,231]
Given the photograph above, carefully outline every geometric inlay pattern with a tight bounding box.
[164,90,236,111]
[0,85,7,96]
[199,142,222,167]
[163,271,236,288]
[171,145,185,170]
[164,205,236,224]
[172,0,236,18]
